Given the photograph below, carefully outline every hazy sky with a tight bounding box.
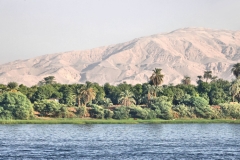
[0,0,240,64]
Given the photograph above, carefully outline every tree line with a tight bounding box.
[0,63,240,120]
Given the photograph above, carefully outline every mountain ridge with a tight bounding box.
[0,28,239,86]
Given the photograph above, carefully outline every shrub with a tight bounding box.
[104,109,114,119]
[219,103,240,119]
[113,106,130,119]
[33,99,67,117]
[88,104,104,119]
[129,106,148,119]
[172,104,191,118]
[149,97,173,120]
[0,92,34,119]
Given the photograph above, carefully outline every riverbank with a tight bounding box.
[0,118,240,124]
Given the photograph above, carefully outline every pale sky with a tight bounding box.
[0,0,240,64]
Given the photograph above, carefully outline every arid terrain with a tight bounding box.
[0,27,239,86]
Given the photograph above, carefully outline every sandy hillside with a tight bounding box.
[0,27,239,86]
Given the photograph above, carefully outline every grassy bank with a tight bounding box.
[1,118,240,124]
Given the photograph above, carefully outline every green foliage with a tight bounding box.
[33,100,67,117]
[113,106,130,119]
[7,82,18,91]
[231,63,240,79]
[149,97,173,120]
[129,106,149,119]
[0,92,33,119]
[173,104,191,118]
[209,87,228,105]
[190,97,213,118]
[31,85,61,102]
[104,109,114,119]
[38,76,57,85]
[89,104,104,119]
[220,103,240,119]
[75,106,86,118]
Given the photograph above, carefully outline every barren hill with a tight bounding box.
[0,28,240,86]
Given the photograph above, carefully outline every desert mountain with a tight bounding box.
[0,28,240,86]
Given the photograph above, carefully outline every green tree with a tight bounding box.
[190,96,213,118]
[77,85,96,106]
[197,75,203,84]
[229,79,240,102]
[7,82,18,92]
[231,63,240,79]
[102,98,113,108]
[0,92,34,119]
[150,68,164,86]
[181,76,191,85]
[33,99,67,117]
[132,84,143,105]
[0,84,7,94]
[118,90,136,106]
[203,71,212,82]
[149,96,173,120]
[38,76,57,85]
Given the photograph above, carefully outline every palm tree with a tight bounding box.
[79,86,96,106]
[103,98,113,108]
[231,63,240,79]
[146,84,161,99]
[118,90,136,106]
[181,76,191,85]
[229,79,240,102]
[204,71,212,82]
[150,68,164,86]
[197,75,203,84]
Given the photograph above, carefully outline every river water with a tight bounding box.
[0,124,240,159]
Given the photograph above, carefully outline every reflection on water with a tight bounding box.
[0,124,240,159]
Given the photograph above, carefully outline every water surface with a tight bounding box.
[0,124,240,159]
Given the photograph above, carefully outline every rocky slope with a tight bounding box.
[0,28,240,86]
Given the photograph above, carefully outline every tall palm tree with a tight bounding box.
[79,86,96,106]
[204,71,212,82]
[118,90,136,106]
[150,68,164,86]
[231,63,240,79]
[181,76,191,85]
[197,75,203,84]
[229,79,240,102]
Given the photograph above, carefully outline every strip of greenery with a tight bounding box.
[1,65,240,121]
[1,118,240,124]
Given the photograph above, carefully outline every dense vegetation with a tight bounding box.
[1,63,240,120]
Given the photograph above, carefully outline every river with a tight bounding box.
[0,124,240,159]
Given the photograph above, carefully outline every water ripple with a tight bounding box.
[0,124,240,159]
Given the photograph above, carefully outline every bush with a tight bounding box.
[113,106,130,119]
[149,97,173,120]
[0,92,34,120]
[172,104,191,118]
[129,106,148,119]
[88,104,104,119]
[75,106,86,118]
[190,97,213,118]
[104,109,114,119]
[33,99,67,117]
[219,103,240,119]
